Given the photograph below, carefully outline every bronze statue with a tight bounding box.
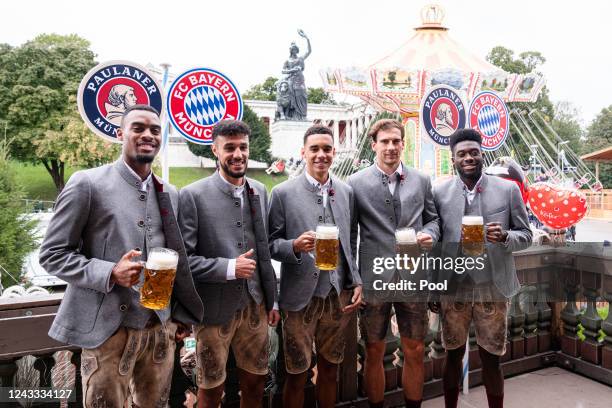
[276,29,311,121]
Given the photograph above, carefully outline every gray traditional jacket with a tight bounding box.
[39,160,204,349]
[178,171,276,325]
[348,163,439,286]
[431,174,532,298]
[268,173,361,311]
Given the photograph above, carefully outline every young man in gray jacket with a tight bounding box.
[268,125,362,408]
[178,120,279,408]
[429,129,532,408]
[348,119,439,408]
[39,104,203,407]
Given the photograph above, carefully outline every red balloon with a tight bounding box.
[528,182,588,229]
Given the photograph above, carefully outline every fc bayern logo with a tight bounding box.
[167,68,243,145]
[468,91,509,151]
[420,85,467,147]
[77,61,164,143]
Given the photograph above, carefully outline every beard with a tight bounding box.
[220,158,248,179]
[136,154,155,164]
[456,161,483,181]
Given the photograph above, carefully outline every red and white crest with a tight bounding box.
[167,68,243,145]
[468,91,509,151]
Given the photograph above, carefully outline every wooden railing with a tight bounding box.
[1,246,611,407]
[0,294,81,407]
[581,189,612,219]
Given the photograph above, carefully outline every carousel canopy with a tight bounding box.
[369,6,499,73]
[320,4,545,113]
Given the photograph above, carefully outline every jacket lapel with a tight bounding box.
[372,165,395,202]
[245,180,274,262]
[211,170,235,198]
[451,177,467,242]
[152,175,181,254]
[328,175,345,226]
[328,176,351,260]
[152,175,204,322]
[370,164,400,227]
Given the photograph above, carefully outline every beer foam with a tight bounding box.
[395,228,417,243]
[146,251,178,270]
[316,225,339,239]
[462,216,484,225]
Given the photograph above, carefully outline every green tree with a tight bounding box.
[551,101,583,154]
[243,77,278,101]
[244,77,336,104]
[34,100,121,188]
[584,105,612,151]
[486,46,557,164]
[487,47,546,75]
[307,87,336,104]
[583,105,612,188]
[187,104,272,163]
[0,34,119,192]
[0,139,37,289]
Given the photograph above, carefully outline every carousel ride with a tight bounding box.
[320,4,600,233]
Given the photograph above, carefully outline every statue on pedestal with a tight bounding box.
[275,29,311,121]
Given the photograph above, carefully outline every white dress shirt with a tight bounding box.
[218,174,245,281]
[376,163,403,194]
[123,160,152,191]
[305,170,332,207]
[462,175,483,206]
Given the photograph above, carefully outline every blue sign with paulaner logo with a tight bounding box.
[420,85,467,147]
[77,60,164,143]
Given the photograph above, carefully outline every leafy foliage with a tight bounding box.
[244,77,336,104]
[551,101,584,154]
[486,46,582,166]
[307,87,336,104]
[487,47,547,75]
[0,140,37,289]
[243,77,278,101]
[0,34,119,192]
[583,105,612,187]
[585,105,612,152]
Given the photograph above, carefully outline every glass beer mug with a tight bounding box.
[395,227,420,271]
[140,247,179,310]
[315,224,339,271]
[461,216,485,256]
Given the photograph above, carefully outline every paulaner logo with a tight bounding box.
[420,84,467,146]
[77,60,164,142]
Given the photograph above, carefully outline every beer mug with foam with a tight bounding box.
[140,247,179,310]
[395,227,420,271]
[461,216,485,256]
[315,224,339,271]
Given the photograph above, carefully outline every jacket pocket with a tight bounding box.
[488,206,508,217]
[57,286,105,333]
